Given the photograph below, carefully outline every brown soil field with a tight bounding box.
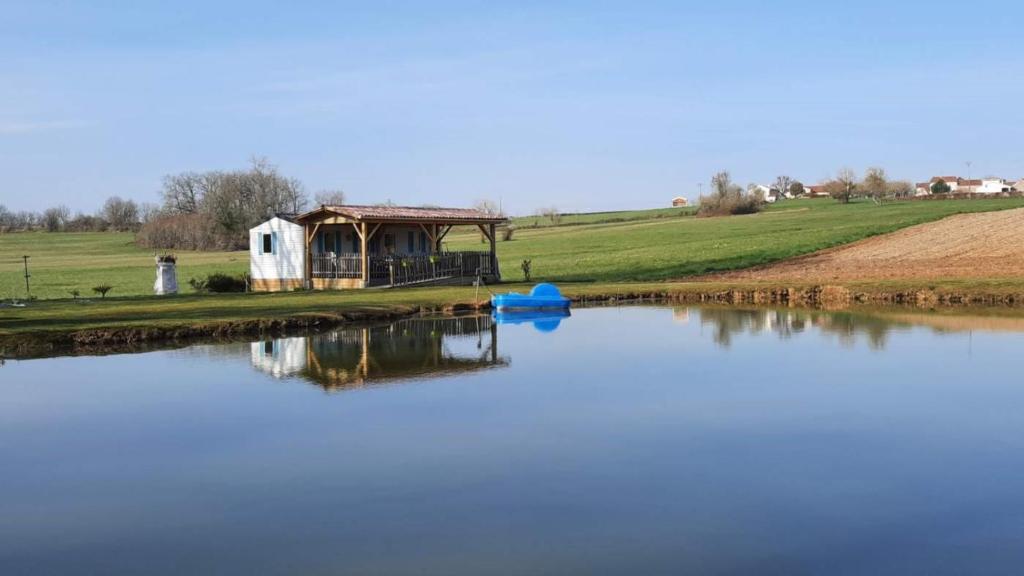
[707,207,1024,282]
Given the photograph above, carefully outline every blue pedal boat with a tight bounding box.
[491,283,571,312]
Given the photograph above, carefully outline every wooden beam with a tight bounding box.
[360,221,369,285]
[436,225,453,244]
[476,224,494,243]
[418,223,436,245]
[305,222,321,288]
[365,222,383,241]
[352,222,364,241]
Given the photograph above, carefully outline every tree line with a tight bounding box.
[0,196,147,233]
[1,157,347,250]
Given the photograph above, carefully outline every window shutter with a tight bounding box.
[258,233,264,255]
[271,232,278,255]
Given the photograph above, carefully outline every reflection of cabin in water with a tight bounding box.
[251,316,506,391]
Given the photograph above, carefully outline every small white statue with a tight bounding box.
[155,255,178,295]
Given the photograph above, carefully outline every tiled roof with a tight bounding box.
[299,204,507,224]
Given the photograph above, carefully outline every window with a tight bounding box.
[407,231,415,253]
[419,231,428,253]
[261,233,273,255]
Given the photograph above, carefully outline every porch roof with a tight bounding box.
[297,204,507,225]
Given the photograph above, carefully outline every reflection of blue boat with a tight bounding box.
[493,309,571,332]
[491,283,572,312]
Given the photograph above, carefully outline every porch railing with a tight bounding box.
[312,253,363,279]
[312,251,496,286]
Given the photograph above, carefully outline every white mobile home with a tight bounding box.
[249,215,306,292]
[249,205,508,292]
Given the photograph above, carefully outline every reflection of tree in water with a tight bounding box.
[693,307,906,350]
[252,315,508,391]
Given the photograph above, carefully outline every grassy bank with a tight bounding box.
[3,278,1024,343]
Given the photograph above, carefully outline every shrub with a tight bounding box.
[136,213,241,251]
[92,285,113,298]
[189,273,248,293]
[521,259,532,282]
[501,225,516,241]
[698,171,764,217]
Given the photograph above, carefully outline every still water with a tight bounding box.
[3,306,1024,575]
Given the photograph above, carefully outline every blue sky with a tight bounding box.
[2,0,1022,214]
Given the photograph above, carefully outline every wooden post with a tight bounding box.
[488,223,497,279]
[360,221,369,286]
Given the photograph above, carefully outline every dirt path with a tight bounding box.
[706,208,1024,281]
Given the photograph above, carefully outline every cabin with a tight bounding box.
[671,196,688,207]
[249,205,508,291]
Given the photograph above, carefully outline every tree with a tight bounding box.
[41,205,70,232]
[826,168,858,203]
[314,189,346,206]
[773,176,793,199]
[698,170,763,216]
[789,181,806,197]
[161,171,203,214]
[473,199,503,217]
[861,167,888,199]
[102,196,140,231]
[537,207,561,225]
[887,180,914,198]
[931,178,951,195]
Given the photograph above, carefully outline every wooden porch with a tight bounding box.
[296,204,507,289]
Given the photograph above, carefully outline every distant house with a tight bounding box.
[672,196,688,207]
[250,204,507,292]
[976,178,1014,194]
[923,176,1013,195]
[1014,180,1024,193]
[805,184,831,198]
[750,184,786,203]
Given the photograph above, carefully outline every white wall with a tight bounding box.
[249,217,306,280]
[250,337,308,378]
[976,179,1011,194]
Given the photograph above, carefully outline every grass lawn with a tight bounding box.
[455,197,1024,282]
[2,197,1024,301]
[0,232,248,300]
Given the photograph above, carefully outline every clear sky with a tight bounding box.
[2,0,1022,215]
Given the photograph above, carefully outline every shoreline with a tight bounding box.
[4,279,1024,359]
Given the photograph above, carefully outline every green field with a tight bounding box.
[3,197,1024,300]
[453,198,1024,282]
[0,233,248,301]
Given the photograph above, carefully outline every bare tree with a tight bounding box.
[161,172,204,214]
[314,189,347,206]
[826,168,858,203]
[699,171,763,216]
[473,199,503,217]
[537,206,562,225]
[41,205,70,232]
[887,180,914,198]
[773,176,794,199]
[861,167,888,199]
[102,196,140,231]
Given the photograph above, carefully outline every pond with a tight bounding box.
[3,306,1024,574]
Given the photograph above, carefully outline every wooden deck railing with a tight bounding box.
[311,253,363,279]
[312,251,496,287]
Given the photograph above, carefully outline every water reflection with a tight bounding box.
[492,309,571,332]
[690,306,1024,350]
[251,315,507,390]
